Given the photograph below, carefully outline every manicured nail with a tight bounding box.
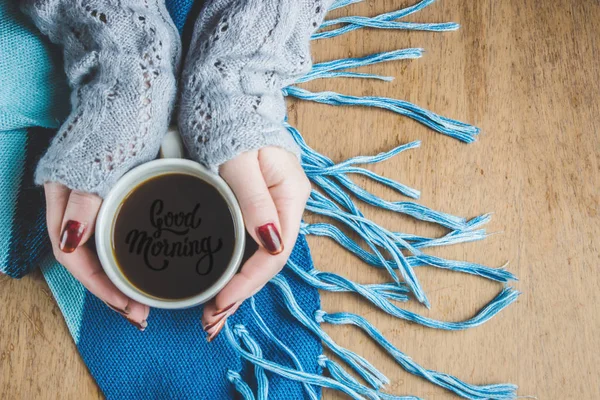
[212,302,236,318]
[207,318,226,342]
[203,314,227,333]
[103,301,130,315]
[126,318,148,332]
[59,220,85,253]
[256,223,283,255]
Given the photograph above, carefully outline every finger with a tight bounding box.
[202,149,310,341]
[218,149,308,305]
[59,190,102,253]
[220,151,283,255]
[212,148,310,310]
[45,184,149,330]
[201,298,240,333]
[55,245,149,330]
[259,147,311,251]
[202,248,285,341]
[44,182,71,246]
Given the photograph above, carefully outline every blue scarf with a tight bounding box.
[0,1,520,399]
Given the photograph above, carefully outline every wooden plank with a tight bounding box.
[1,1,599,398]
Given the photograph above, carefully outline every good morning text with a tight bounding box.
[124,199,223,275]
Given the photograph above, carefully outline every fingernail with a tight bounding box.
[212,302,236,318]
[203,313,227,333]
[126,318,148,332]
[207,318,226,343]
[59,220,85,253]
[103,301,130,315]
[256,223,283,255]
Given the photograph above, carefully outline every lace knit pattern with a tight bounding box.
[179,0,333,172]
[23,0,181,197]
[25,0,332,195]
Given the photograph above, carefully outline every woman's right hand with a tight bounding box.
[44,182,149,331]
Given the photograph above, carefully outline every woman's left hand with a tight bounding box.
[201,147,311,341]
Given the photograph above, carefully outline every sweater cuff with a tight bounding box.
[181,123,301,174]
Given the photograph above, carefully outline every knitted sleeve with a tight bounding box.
[22,0,181,197]
[178,0,333,172]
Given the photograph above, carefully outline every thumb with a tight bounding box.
[59,190,102,253]
[220,151,283,255]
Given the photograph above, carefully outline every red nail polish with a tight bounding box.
[59,220,85,253]
[207,318,226,342]
[103,300,130,315]
[256,223,283,255]
[204,314,227,333]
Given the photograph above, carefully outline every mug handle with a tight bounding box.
[159,126,186,159]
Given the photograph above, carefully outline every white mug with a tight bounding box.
[95,127,246,309]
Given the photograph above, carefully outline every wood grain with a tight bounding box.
[2,1,599,398]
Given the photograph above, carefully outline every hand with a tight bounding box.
[201,147,311,341]
[44,183,150,330]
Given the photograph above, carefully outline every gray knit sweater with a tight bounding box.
[23,0,332,197]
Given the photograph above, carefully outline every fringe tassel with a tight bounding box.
[300,223,517,283]
[287,259,410,303]
[414,255,516,283]
[317,311,518,400]
[287,122,512,306]
[301,221,486,253]
[269,276,390,389]
[235,325,269,400]
[319,16,459,34]
[318,355,421,400]
[225,276,517,399]
[317,355,380,400]
[224,323,368,400]
[226,370,256,400]
[306,191,431,307]
[307,188,466,234]
[288,124,476,230]
[284,87,480,143]
[301,139,422,199]
[316,0,459,40]
[249,298,320,400]
[285,262,520,331]
[296,49,423,83]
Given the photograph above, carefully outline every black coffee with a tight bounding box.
[112,173,236,300]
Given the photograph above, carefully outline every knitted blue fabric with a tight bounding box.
[164,0,195,32]
[1,1,521,399]
[0,1,68,131]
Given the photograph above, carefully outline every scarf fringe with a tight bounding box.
[227,370,256,400]
[224,275,517,400]
[296,49,423,83]
[237,326,270,400]
[286,261,519,331]
[225,1,519,398]
[248,297,321,400]
[288,259,410,303]
[317,355,420,400]
[284,88,480,143]
[318,311,518,400]
[315,0,459,40]
[299,223,517,283]
[224,322,368,400]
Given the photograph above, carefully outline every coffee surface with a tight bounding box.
[112,173,236,300]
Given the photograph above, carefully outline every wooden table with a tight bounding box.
[2,1,599,398]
